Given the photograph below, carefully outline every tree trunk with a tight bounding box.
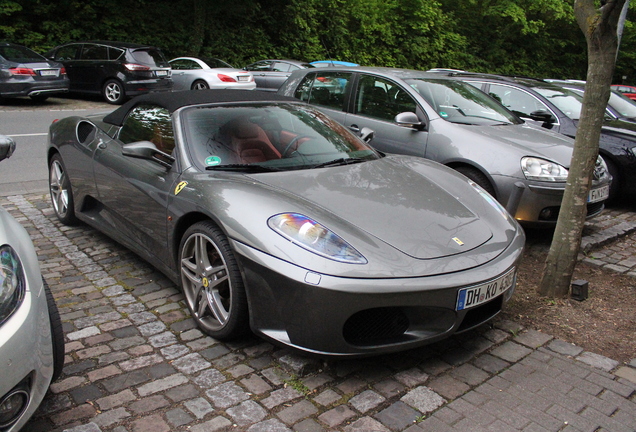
[538,0,628,297]
[188,0,206,56]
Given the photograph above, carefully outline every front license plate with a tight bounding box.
[39,70,57,76]
[237,76,249,82]
[588,185,610,203]
[456,267,516,311]
[156,70,168,76]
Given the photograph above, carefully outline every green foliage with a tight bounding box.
[0,0,633,82]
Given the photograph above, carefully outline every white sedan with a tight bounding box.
[169,57,256,91]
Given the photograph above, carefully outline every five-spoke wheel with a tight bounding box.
[179,221,248,339]
[49,154,77,225]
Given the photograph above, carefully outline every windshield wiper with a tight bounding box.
[205,164,281,173]
[312,157,366,169]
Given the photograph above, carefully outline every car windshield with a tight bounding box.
[131,49,169,67]
[0,45,45,62]
[203,58,234,69]
[405,78,520,125]
[608,91,636,118]
[181,103,380,172]
[532,85,583,120]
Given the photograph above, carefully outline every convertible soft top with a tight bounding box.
[103,89,298,126]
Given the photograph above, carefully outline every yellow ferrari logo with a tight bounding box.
[452,237,464,246]
[202,277,209,288]
[174,181,188,195]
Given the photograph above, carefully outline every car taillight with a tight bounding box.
[9,68,36,76]
[124,63,151,71]
[60,67,67,75]
[218,74,237,83]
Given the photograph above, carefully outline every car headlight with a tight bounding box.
[521,157,568,181]
[0,245,26,326]
[268,213,367,264]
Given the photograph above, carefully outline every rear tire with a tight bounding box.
[103,79,126,104]
[44,279,65,381]
[455,166,496,197]
[49,153,78,225]
[191,80,209,90]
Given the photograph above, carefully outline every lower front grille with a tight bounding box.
[343,307,409,346]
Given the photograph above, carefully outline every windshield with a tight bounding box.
[181,103,380,172]
[405,78,520,125]
[131,49,169,67]
[203,58,234,69]
[609,91,636,118]
[532,85,583,120]
[0,45,45,62]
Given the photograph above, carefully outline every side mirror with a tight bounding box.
[529,110,556,124]
[122,141,174,168]
[0,135,16,162]
[395,112,425,130]
[359,127,374,143]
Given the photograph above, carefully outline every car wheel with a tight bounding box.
[49,153,78,225]
[102,79,126,104]
[455,166,496,197]
[29,94,49,102]
[179,221,249,340]
[43,278,65,381]
[191,80,210,90]
[602,155,619,202]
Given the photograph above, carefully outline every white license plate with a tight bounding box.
[456,267,516,311]
[39,70,57,76]
[237,76,249,82]
[156,70,168,76]
[588,184,610,203]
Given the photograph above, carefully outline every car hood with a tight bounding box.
[251,157,493,260]
[453,122,575,166]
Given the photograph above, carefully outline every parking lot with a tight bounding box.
[2,97,636,432]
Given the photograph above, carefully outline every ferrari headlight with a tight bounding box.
[0,245,25,326]
[521,157,568,181]
[268,213,367,264]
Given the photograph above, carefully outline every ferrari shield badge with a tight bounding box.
[174,181,188,195]
[452,237,464,246]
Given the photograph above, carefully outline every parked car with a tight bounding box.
[0,42,69,102]
[169,57,255,91]
[47,89,525,356]
[278,66,611,225]
[0,134,64,431]
[446,72,634,201]
[243,59,313,91]
[44,40,172,104]
[310,60,359,68]
[611,84,636,101]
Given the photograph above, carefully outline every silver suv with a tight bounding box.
[278,67,611,226]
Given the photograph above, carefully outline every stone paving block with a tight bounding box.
[261,387,303,409]
[184,397,214,419]
[373,401,421,431]
[343,417,392,431]
[206,381,251,409]
[301,373,333,390]
[96,389,136,411]
[513,329,553,348]
[129,395,169,414]
[192,368,226,388]
[92,407,131,428]
[614,366,636,384]
[312,389,341,406]
[276,399,318,425]
[349,389,386,413]
[50,376,87,393]
[491,341,533,363]
[576,351,620,372]
[426,374,470,400]
[63,423,102,432]
[130,413,170,432]
[317,404,356,428]
[401,386,446,414]
[171,352,212,374]
[137,373,189,396]
[188,416,233,432]
[246,418,292,432]
[165,408,194,427]
[450,363,491,386]
[227,400,268,426]
[292,418,325,432]
[51,403,97,426]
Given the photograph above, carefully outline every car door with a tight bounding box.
[343,73,430,157]
[291,70,353,126]
[245,60,273,90]
[73,43,110,92]
[50,44,82,91]
[170,58,199,90]
[92,104,180,267]
[265,61,297,91]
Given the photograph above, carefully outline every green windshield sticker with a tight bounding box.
[205,156,222,166]
[439,111,449,117]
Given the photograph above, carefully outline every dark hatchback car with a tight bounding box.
[243,59,313,92]
[44,41,172,104]
[0,42,69,102]
[446,72,636,201]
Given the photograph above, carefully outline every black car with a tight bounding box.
[0,41,69,102]
[45,41,172,104]
[443,72,636,201]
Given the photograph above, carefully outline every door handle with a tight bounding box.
[97,142,106,149]
[349,125,360,133]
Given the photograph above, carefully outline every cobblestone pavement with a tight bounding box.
[2,193,634,432]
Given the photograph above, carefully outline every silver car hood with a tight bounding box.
[456,122,574,166]
[252,158,493,259]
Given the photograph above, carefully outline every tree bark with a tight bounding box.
[538,0,628,297]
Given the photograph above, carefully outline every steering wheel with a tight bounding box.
[282,135,312,157]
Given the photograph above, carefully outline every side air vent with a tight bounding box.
[77,121,96,144]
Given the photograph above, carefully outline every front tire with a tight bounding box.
[102,79,126,104]
[49,153,78,225]
[179,221,249,340]
[44,279,65,381]
[455,166,496,197]
[191,80,209,90]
